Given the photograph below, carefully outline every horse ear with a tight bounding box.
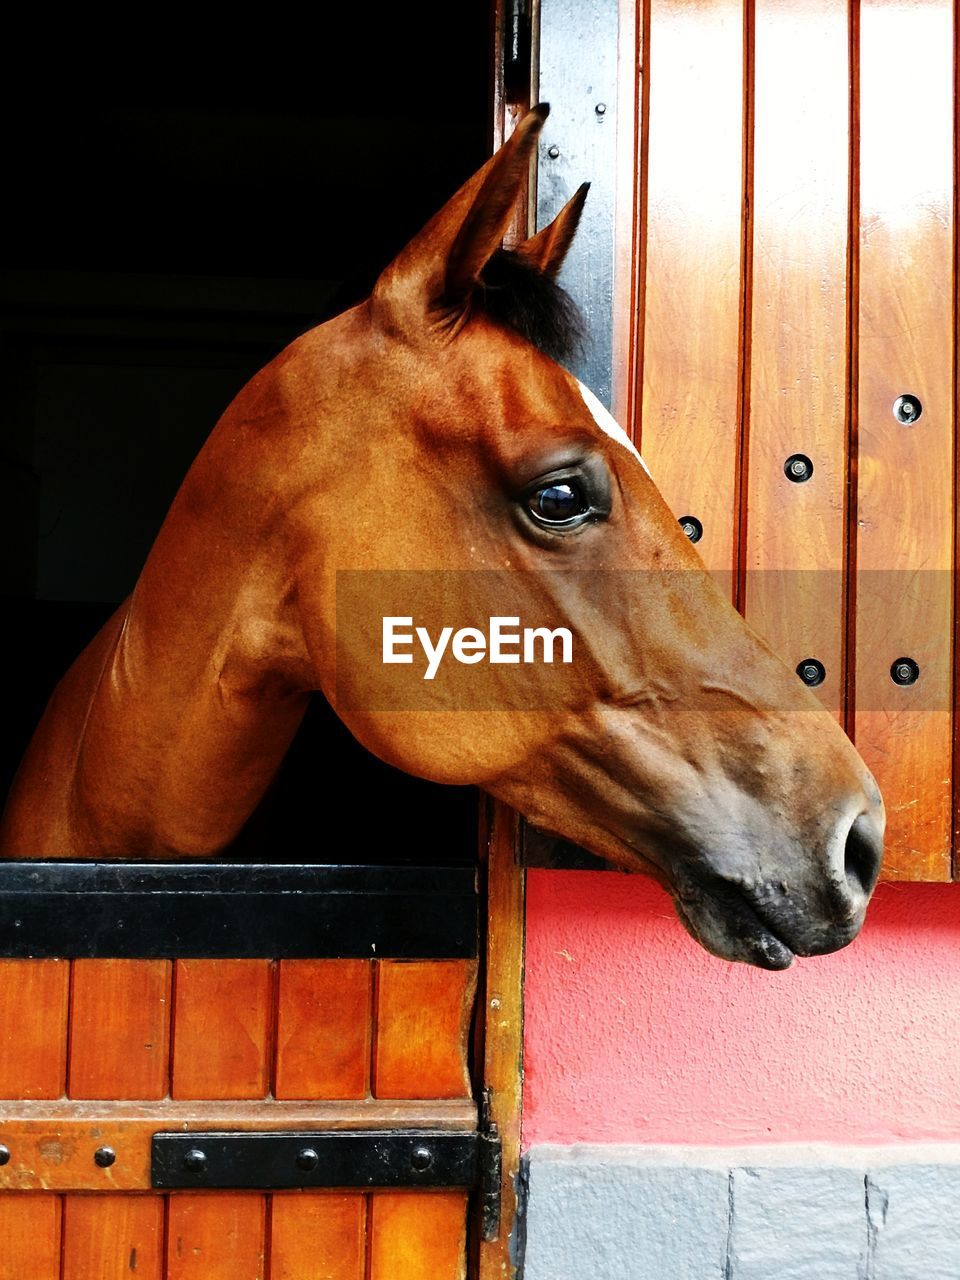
[374,104,550,329]
[443,105,549,300]
[514,182,590,277]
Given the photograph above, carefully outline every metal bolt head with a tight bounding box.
[183,1147,207,1173]
[547,144,560,159]
[893,394,922,425]
[94,1145,116,1168]
[0,1144,9,1166]
[679,515,703,543]
[595,102,607,115]
[891,657,920,686]
[410,1146,433,1173]
[296,1147,319,1171]
[784,453,813,483]
[796,659,826,688]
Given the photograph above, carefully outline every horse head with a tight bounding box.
[293,105,885,969]
[1,107,883,970]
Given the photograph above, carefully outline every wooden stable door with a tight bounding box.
[0,864,484,1279]
[527,0,957,880]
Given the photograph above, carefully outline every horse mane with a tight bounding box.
[477,248,585,365]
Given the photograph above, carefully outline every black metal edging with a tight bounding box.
[151,1130,479,1190]
[0,863,478,959]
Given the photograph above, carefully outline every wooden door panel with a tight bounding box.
[270,1193,366,1280]
[0,794,480,1261]
[62,1195,164,1280]
[0,1194,61,1280]
[855,0,955,880]
[639,0,745,593]
[167,1194,266,1280]
[367,1192,468,1280]
[745,0,850,719]
[0,959,68,1098]
[68,959,171,1099]
[171,959,274,1100]
[374,961,477,1100]
[275,960,372,1100]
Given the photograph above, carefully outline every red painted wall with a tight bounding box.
[522,872,960,1147]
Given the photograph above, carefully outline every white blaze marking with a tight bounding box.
[577,379,651,477]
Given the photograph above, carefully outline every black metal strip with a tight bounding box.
[0,863,477,959]
[151,1130,479,1190]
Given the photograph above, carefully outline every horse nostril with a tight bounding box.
[844,813,883,898]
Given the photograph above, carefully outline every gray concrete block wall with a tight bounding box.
[520,1145,960,1280]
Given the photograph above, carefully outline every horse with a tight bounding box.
[0,105,884,970]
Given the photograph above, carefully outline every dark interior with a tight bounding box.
[1,7,492,862]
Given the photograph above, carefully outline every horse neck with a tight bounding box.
[59,315,365,857]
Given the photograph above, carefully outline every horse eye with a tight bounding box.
[528,481,589,524]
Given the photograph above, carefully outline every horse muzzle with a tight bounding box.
[672,810,885,971]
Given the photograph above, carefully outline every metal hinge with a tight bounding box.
[479,1088,503,1243]
[151,1130,478,1190]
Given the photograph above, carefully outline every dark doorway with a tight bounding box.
[1,7,492,862]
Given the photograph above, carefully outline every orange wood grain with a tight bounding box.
[638,0,745,590]
[477,804,525,1280]
[0,1193,61,1280]
[744,0,850,718]
[270,1193,365,1280]
[166,1194,265,1280]
[68,960,171,1099]
[367,1192,467,1280]
[0,959,69,1098]
[274,960,371,1100]
[855,0,955,879]
[373,961,477,1100]
[171,960,273,1099]
[62,1196,163,1280]
[167,962,271,1280]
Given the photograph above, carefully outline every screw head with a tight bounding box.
[796,658,826,688]
[183,1147,207,1173]
[893,394,922,425]
[784,453,814,483]
[0,1144,9,1166]
[94,1146,116,1168]
[410,1146,433,1173]
[595,102,607,115]
[891,657,920,686]
[679,515,703,543]
[547,144,560,159]
[296,1147,320,1171]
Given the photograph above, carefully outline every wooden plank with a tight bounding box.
[172,960,273,1100]
[368,1192,467,1280]
[477,803,525,1280]
[68,959,171,1099]
[62,1196,163,1280]
[612,0,644,430]
[0,1098,478,1191]
[64,958,169,1274]
[744,0,850,717]
[172,963,280,1280]
[270,1193,365,1280]
[167,1194,265,1280]
[0,1193,61,1280]
[274,960,371,1100]
[373,961,477,1100]
[0,959,69,1098]
[855,0,955,879]
[638,0,745,589]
